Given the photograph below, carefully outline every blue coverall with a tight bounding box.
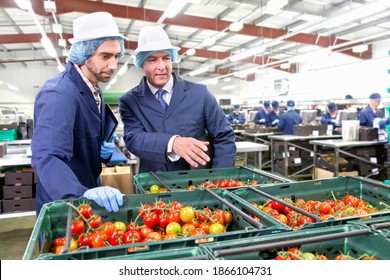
[277,110,302,135]
[358,105,389,129]
[254,109,268,124]
[119,74,237,173]
[31,62,111,215]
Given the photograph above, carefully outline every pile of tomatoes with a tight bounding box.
[249,193,380,230]
[51,200,234,254]
[273,247,378,260]
[146,178,260,193]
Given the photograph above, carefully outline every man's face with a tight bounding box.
[82,39,121,84]
[370,99,380,109]
[142,52,172,88]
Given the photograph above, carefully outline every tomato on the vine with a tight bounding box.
[90,232,107,248]
[77,204,92,219]
[165,222,181,234]
[180,207,194,223]
[122,229,142,244]
[71,218,85,236]
[88,214,102,229]
[77,233,92,248]
[208,223,225,234]
[140,226,154,239]
[101,222,115,235]
[114,221,127,233]
[166,211,180,224]
[108,229,124,246]
[142,212,158,228]
[222,211,233,225]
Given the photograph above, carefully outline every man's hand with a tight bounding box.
[172,137,210,168]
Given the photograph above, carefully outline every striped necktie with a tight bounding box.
[93,88,101,113]
[156,89,168,111]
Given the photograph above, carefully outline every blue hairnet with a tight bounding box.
[68,36,125,65]
[263,101,270,108]
[369,92,381,101]
[271,100,279,109]
[328,102,337,112]
[134,49,178,68]
[287,100,295,107]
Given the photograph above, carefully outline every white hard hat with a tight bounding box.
[135,25,180,53]
[69,12,128,44]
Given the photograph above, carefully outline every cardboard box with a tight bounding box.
[100,166,133,194]
[359,127,378,141]
[318,154,354,172]
[2,198,36,213]
[313,168,358,179]
[3,184,33,199]
[5,171,34,185]
[293,124,327,136]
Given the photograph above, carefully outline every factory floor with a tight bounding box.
[0,213,37,260]
[0,153,257,260]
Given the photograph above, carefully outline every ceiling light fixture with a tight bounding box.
[0,80,20,91]
[229,21,244,32]
[188,66,210,76]
[41,36,57,58]
[229,46,266,62]
[221,85,236,91]
[320,0,389,28]
[14,0,32,10]
[203,37,216,46]
[186,48,196,56]
[352,44,369,53]
[164,0,189,18]
[280,62,290,69]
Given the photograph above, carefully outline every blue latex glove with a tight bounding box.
[233,119,239,124]
[272,119,279,125]
[259,118,266,124]
[373,118,381,128]
[330,119,339,126]
[83,186,123,212]
[100,134,117,159]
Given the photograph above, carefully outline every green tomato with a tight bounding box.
[113,221,127,232]
[165,222,181,234]
[150,184,160,193]
[300,252,315,260]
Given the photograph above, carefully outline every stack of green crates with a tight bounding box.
[23,189,290,260]
[224,175,390,229]
[202,223,390,260]
[133,166,292,193]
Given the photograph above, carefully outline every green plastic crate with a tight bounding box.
[202,223,390,260]
[0,129,17,141]
[24,189,289,260]
[133,166,291,193]
[227,176,390,229]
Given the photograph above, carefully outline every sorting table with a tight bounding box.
[235,141,269,169]
[268,134,342,178]
[310,139,387,177]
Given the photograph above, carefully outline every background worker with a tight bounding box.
[266,100,284,127]
[277,100,302,134]
[321,102,340,129]
[119,25,236,173]
[31,12,126,215]
[228,104,246,124]
[254,101,270,125]
[358,93,389,128]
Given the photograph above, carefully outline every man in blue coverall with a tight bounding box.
[31,12,126,215]
[277,100,302,134]
[254,101,270,125]
[358,93,389,128]
[228,104,246,124]
[266,100,284,127]
[321,102,340,129]
[119,26,236,173]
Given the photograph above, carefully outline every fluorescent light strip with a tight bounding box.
[164,0,189,18]
[188,66,210,76]
[229,46,265,62]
